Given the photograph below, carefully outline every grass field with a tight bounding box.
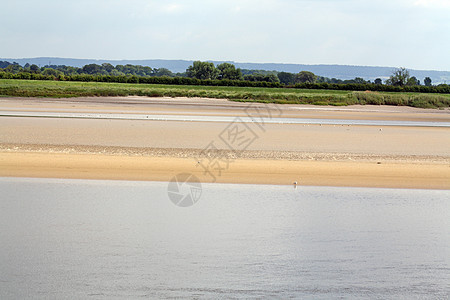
[1,79,449,108]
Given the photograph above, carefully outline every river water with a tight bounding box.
[0,177,449,299]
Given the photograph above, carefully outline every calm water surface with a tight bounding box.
[0,177,449,299]
[2,111,450,127]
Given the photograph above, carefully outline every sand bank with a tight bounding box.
[1,150,449,190]
[1,97,449,189]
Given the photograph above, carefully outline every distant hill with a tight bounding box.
[1,57,449,84]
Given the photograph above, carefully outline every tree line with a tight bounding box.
[0,60,448,93]
[0,61,179,77]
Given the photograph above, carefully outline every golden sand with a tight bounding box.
[0,151,448,189]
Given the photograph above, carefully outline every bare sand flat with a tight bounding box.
[1,117,449,156]
[1,152,449,189]
[1,97,449,189]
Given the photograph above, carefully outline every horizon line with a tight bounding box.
[2,56,450,73]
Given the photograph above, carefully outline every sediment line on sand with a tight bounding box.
[1,143,448,164]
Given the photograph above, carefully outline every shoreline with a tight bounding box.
[1,150,449,190]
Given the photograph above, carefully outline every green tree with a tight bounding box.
[406,76,420,86]
[101,63,114,73]
[153,68,174,77]
[82,64,105,75]
[374,78,383,85]
[42,68,62,77]
[243,73,279,83]
[277,72,296,85]
[61,66,79,75]
[295,71,317,83]
[110,69,125,76]
[4,64,23,74]
[330,78,343,84]
[217,63,243,80]
[29,64,40,73]
[186,61,219,80]
[263,74,280,83]
[424,77,432,86]
[353,77,366,84]
[0,61,12,68]
[386,67,410,86]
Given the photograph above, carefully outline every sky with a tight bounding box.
[1,0,449,70]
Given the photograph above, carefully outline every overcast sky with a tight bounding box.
[1,0,449,70]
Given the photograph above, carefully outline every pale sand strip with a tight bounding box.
[2,117,450,156]
[1,152,449,190]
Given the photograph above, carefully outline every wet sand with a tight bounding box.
[1,97,449,189]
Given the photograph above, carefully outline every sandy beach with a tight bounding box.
[1,96,449,189]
